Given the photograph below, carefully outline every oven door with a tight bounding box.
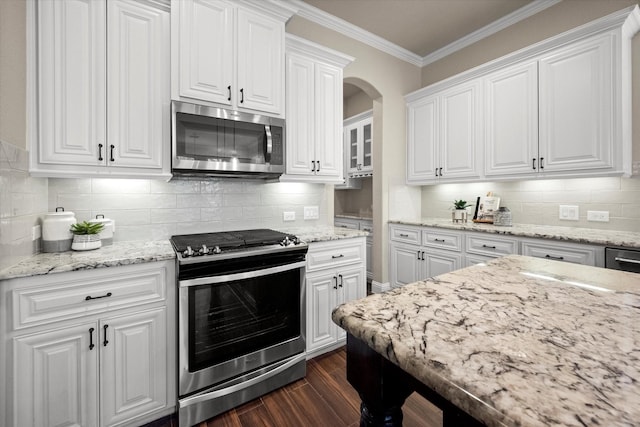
[178,260,306,397]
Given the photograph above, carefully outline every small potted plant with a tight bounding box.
[452,199,471,223]
[70,221,104,251]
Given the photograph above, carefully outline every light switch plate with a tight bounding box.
[32,225,41,240]
[304,206,319,220]
[283,211,296,221]
[559,205,579,221]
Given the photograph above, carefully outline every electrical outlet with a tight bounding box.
[304,206,319,220]
[283,211,296,222]
[587,210,609,222]
[559,205,579,221]
[31,225,41,241]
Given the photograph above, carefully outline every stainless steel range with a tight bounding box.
[170,229,308,427]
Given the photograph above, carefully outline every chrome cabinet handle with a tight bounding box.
[544,254,564,261]
[103,324,109,347]
[614,257,640,265]
[86,292,112,301]
[482,244,496,249]
[98,143,104,161]
[89,328,95,350]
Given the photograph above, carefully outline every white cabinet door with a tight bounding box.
[285,52,315,176]
[389,242,423,288]
[314,63,343,179]
[176,0,233,106]
[424,250,462,278]
[108,0,169,169]
[236,8,283,115]
[406,96,438,184]
[336,266,366,341]
[306,272,338,352]
[13,323,99,427]
[539,34,614,173]
[345,123,359,175]
[100,308,168,427]
[37,0,106,167]
[484,61,539,177]
[439,79,481,180]
[345,116,373,176]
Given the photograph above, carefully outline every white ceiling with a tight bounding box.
[300,0,535,57]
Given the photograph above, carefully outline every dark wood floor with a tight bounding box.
[148,347,442,427]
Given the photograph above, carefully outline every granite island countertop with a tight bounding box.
[391,218,640,248]
[332,255,640,427]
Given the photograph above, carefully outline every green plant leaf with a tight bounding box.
[70,221,105,235]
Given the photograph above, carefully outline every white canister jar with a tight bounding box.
[42,207,77,252]
[89,214,115,245]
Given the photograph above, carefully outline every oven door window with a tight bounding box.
[188,268,301,372]
[175,113,266,165]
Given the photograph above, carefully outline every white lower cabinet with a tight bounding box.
[520,238,604,267]
[306,238,366,357]
[0,262,176,427]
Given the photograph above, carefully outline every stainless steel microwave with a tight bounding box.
[171,101,285,179]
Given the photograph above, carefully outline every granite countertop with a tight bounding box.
[332,255,640,427]
[0,227,368,281]
[0,240,175,281]
[391,218,640,248]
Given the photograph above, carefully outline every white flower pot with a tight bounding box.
[452,209,468,223]
[71,234,102,251]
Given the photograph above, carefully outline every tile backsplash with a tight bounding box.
[0,140,47,270]
[420,176,640,232]
[48,177,330,242]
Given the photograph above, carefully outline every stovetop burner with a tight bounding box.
[170,229,305,262]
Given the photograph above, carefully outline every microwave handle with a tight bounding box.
[265,125,273,157]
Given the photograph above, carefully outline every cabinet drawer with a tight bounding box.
[307,239,365,272]
[521,240,602,266]
[465,233,518,257]
[359,220,373,234]
[421,229,462,252]
[11,263,167,330]
[390,225,421,245]
[334,219,359,230]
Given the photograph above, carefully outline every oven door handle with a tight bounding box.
[179,353,306,408]
[178,260,307,287]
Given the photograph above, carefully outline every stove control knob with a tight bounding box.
[212,245,221,254]
[199,244,208,255]
[281,236,291,246]
[183,246,194,257]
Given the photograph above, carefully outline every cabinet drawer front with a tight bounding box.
[307,239,364,272]
[390,225,421,245]
[12,265,167,330]
[521,241,598,266]
[421,229,462,252]
[466,234,518,257]
[334,220,359,230]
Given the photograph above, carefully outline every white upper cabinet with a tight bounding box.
[345,110,373,177]
[484,61,539,177]
[408,6,640,184]
[32,0,171,179]
[538,34,615,173]
[282,34,353,183]
[172,0,291,117]
[406,78,481,185]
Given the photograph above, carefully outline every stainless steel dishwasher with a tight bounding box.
[605,247,640,273]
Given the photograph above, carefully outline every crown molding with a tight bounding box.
[287,0,561,68]
[420,0,562,66]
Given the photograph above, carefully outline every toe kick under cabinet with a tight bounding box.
[305,238,366,358]
[0,261,176,427]
[389,224,605,288]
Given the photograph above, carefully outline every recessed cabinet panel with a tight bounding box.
[178,0,233,105]
[285,53,315,175]
[485,61,539,176]
[13,323,99,427]
[406,96,438,184]
[314,64,343,178]
[108,0,169,169]
[38,0,106,166]
[539,35,614,172]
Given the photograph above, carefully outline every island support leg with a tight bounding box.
[346,334,413,426]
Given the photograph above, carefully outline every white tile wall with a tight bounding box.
[48,178,330,242]
[420,177,640,232]
[0,140,47,270]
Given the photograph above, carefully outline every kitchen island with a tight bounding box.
[332,255,640,426]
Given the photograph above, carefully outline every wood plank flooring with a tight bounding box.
[147,347,442,427]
